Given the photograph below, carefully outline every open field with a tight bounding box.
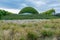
[0,19,60,40]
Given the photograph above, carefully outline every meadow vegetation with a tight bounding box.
[0,19,60,40]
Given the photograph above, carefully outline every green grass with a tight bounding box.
[0,14,59,20]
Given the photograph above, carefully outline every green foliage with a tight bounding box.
[1,14,58,20]
[41,29,54,37]
[20,24,26,27]
[42,9,55,15]
[55,13,60,17]
[20,38,25,40]
[0,9,13,19]
[19,7,39,14]
[27,32,38,40]
[0,7,59,20]
[20,37,25,40]
[0,10,12,16]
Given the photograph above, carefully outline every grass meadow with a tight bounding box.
[0,19,60,40]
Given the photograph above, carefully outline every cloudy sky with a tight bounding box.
[0,0,60,14]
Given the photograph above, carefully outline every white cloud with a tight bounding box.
[0,8,20,14]
[26,0,46,7]
[49,4,60,7]
[52,7,60,13]
[54,7,60,10]
[33,1,46,6]
[48,3,60,13]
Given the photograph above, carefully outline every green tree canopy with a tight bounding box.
[0,9,13,16]
[42,9,55,15]
[0,9,13,19]
[19,7,39,14]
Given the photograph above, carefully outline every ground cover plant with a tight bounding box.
[0,19,60,40]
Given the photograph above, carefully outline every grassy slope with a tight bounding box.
[0,19,60,40]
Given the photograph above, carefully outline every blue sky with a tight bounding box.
[0,0,60,13]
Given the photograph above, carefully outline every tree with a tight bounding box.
[19,7,39,14]
[42,9,55,15]
[0,9,13,19]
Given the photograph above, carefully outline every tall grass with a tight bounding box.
[0,19,60,40]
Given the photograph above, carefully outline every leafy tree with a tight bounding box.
[42,9,55,15]
[0,9,13,19]
[19,7,39,14]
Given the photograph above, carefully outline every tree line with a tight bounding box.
[0,7,59,19]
